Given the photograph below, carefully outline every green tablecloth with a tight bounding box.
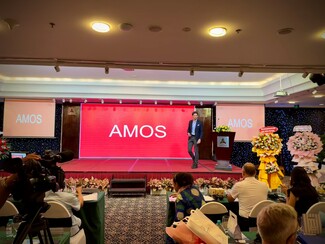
[75,191,105,244]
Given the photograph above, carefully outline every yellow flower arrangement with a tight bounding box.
[252,133,282,157]
[215,125,232,133]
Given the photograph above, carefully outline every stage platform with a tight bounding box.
[58,158,242,180]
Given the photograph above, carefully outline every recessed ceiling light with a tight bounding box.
[209,27,227,37]
[92,22,110,33]
[321,32,325,39]
[288,101,296,104]
[320,104,324,106]
[314,95,323,98]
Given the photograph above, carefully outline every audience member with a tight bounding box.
[0,153,41,209]
[281,166,319,218]
[257,203,298,244]
[227,162,269,231]
[172,172,205,221]
[45,183,84,236]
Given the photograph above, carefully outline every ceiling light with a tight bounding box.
[105,66,109,74]
[200,101,203,106]
[69,99,72,103]
[188,101,191,106]
[170,101,173,105]
[62,98,65,103]
[302,72,309,78]
[101,99,104,104]
[139,100,142,105]
[288,101,296,104]
[84,99,87,103]
[154,100,157,105]
[320,104,324,106]
[209,27,227,37]
[92,22,110,33]
[274,76,288,97]
[274,99,278,104]
[190,69,194,76]
[119,99,122,104]
[312,89,317,95]
[321,32,325,39]
[213,102,217,106]
[314,95,323,98]
[238,71,244,77]
[54,65,60,72]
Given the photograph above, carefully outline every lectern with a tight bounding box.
[212,132,236,170]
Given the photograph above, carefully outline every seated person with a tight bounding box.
[227,162,269,231]
[257,203,298,244]
[44,183,84,237]
[172,172,205,221]
[281,166,319,218]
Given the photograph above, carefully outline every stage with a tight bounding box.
[58,158,242,180]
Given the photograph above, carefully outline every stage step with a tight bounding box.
[108,178,146,197]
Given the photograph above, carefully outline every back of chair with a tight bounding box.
[43,200,86,244]
[0,200,19,217]
[249,200,274,218]
[306,202,325,215]
[199,202,228,214]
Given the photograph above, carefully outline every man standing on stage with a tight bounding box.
[187,111,203,169]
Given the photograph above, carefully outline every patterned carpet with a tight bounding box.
[104,195,167,244]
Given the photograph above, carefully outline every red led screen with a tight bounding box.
[79,104,195,158]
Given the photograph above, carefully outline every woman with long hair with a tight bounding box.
[282,166,319,217]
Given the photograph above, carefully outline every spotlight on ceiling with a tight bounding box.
[238,71,244,77]
[119,99,122,104]
[54,65,60,72]
[274,99,279,104]
[154,100,157,105]
[209,27,227,37]
[139,100,142,105]
[170,101,173,105]
[190,69,194,76]
[105,66,109,74]
[84,99,87,103]
[213,102,217,106]
[312,89,317,95]
[302,72,309,78]
[188,101,191,106]
[69,99,72,103]
[200,101,203,106]
[62,98,65,103]
[101,99,104,104]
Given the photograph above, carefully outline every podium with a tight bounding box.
[212,132,236,171]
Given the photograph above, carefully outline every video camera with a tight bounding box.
[0,150,74,213]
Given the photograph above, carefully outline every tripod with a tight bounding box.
[13,204,54,244]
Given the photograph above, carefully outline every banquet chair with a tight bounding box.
[248,200,274,231]
[0,200,19,230]
[306,202,325,214]
[199,202,228,223]
[42,200,86,244]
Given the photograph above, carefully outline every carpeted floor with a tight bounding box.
[104,195,167,244]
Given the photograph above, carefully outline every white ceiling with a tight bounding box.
[0,0,324,107]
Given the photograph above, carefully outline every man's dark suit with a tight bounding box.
[187,119,203,168]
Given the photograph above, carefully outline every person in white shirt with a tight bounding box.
[227,162,269,231]
[45,185,84,236]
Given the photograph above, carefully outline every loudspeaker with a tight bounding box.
[310,73,325,86]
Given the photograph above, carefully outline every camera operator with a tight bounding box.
[44,182,84,237]
[0,153,41,209]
